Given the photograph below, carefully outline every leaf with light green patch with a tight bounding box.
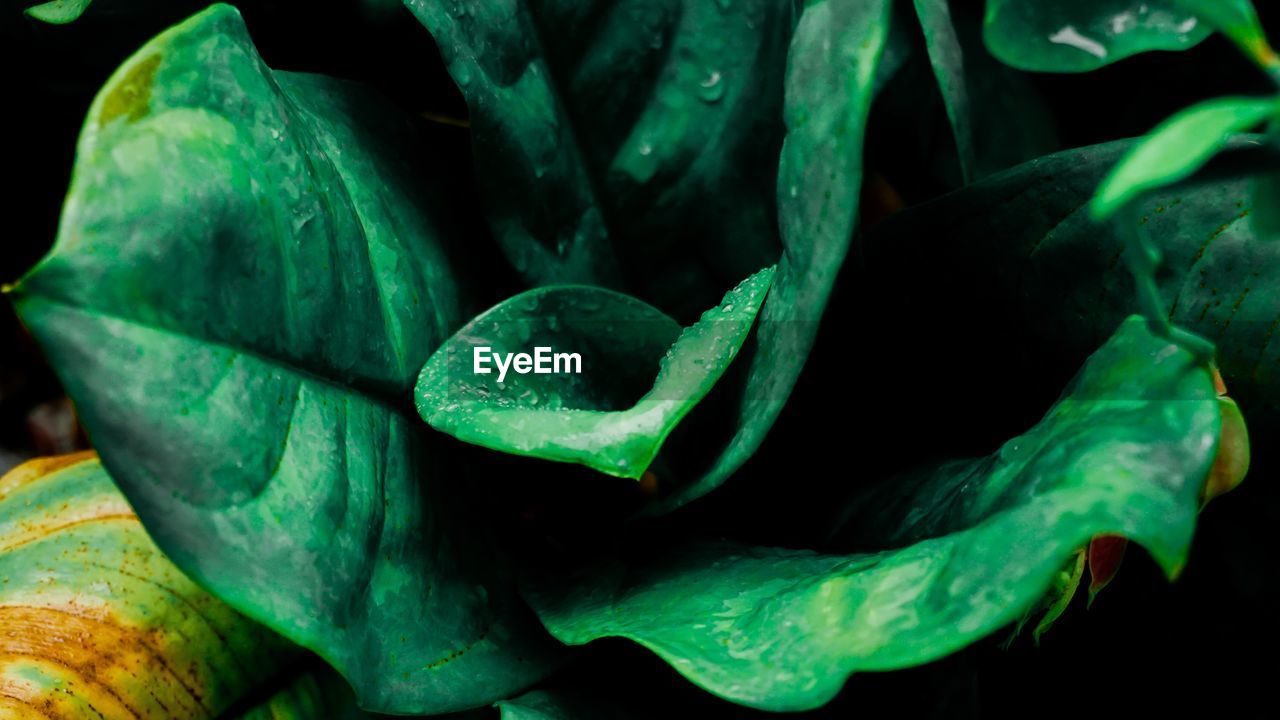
[528,318,1228,712]
[8,4,561,713]
[1093,96,1278,220]
[416,267,773,479]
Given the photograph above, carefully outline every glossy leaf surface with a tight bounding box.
[530,319,1222,712]
[0,453,295,718]
[1093,96,1278,219]
[416,268,773,479]
[984,0,1210,72]
[9,5,559,713]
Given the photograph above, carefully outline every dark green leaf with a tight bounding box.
[405,0,793,308]
[859,138,1280,431]
[653,0,891,511]
[528,319,1222,712]
[984,0,1211,72]
[913,0,1058,182]
[9,5,560,713]
[416,268,773,479]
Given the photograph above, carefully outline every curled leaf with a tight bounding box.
[528,318,1225,712]
[416,267,774,479]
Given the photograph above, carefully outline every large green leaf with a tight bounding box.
[404,0,792,310]
[1093,96,1278,219]
[0,453,295,717]
[859,138,1280,431]
[528,319,1224,712]
[984,0,1211,72]
[416,267,773,479]
[653,0,891,511]
[8,5,560,713]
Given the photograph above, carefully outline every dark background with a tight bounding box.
[3,0,1277,717]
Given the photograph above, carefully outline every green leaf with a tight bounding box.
[653,0,891,511]
[23,0,91,23]
[1170,0,1277,71]
[416,267,774,479]
[1093,96,1278,219]
[983,0,1211,72]
[913,0,1058,182]
[0,453,296,717]
[528,319,1223,712]
[858,138,1280,437]
[404,0,793,306]
[9,5,560,713]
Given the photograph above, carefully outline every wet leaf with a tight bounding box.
[528,319,1225,712]
[9,5,560,713]
[0,453,295,718]
[1093,96,1278,220]
[984,0,1211,72]
[417,268,773,479]
[404,0,793,308]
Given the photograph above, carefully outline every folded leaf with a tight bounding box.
[528,318,1224,712]
[0,453,295,718]
[417,267,773,479]
[1093,96,1278,219]
[984,0,1211,72]
[405,0,792,309]
[9,4,560,713]
[653,0,891,511]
